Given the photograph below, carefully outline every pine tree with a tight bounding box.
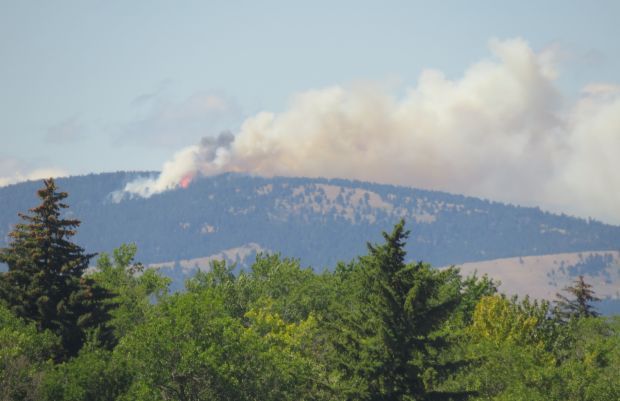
[0,178,114,359]
[332,220,471,400]
[555,275,600,320]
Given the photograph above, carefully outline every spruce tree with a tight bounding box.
[555,275,600,320]
[0,178,114,359]
[332,220,471,400]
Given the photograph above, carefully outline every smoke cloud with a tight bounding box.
[118,131,235,198]
[121,38,620,224]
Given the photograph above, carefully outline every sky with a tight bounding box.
[1,1,620,223]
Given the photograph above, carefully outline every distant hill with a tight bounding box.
[456,250,619,294]
[1,172,619,303]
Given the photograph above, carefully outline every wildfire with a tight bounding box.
[179,173,194,189]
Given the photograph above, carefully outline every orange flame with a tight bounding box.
[180,173,194,189]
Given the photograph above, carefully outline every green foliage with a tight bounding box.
[114,292,239,401]
[91,243,170,339]
[458,295,559,399]
[328,220,471,400]
[180,256,337,400]
[543,317,620,401]
[243,254,335,322]
[451,273,498,327]
[0,179,114,359]
[0,303,58,401]
[39,346,132,401]
[457,293,620,401]
[470,295,557,348]
[186,254,335,324]
[116,289,326,401]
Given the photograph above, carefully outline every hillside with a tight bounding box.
[1,171,618,270]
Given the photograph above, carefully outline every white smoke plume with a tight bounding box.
[118,131,234,198]
[121,38,620,224]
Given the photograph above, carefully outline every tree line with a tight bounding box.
[0,179,618,401]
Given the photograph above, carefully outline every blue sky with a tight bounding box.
[1,1,620,222]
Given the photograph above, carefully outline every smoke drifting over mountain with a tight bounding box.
[119,131,234,198]
[121,38,620,223]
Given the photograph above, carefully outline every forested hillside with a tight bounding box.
[1,172,619,272]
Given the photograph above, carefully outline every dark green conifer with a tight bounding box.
[0,178,114,359]
[332,220,471,400]
[555,275,600,320]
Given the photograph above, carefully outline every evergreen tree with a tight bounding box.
[0,178,114,359]
[332,220,471,400]
[555,275,600,320]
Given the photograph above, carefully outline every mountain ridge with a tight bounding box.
[1,171,618,268]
